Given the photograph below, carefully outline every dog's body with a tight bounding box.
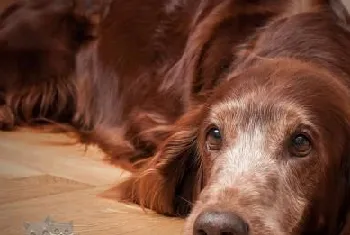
[0,0,290,168]
[2,0,350,234]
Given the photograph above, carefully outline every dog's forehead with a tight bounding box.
[208,90,308,130]
[207,59,349,130]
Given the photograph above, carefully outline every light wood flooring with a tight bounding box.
[0,129,184,235]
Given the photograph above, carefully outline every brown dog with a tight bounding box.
[114,2,350,235]
[1,0,350,234]
[0,0,294,168]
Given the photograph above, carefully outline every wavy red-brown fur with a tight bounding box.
[1,0,350,234]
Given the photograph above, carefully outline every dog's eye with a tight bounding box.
[290,133,312,157]
[206,126,222,151]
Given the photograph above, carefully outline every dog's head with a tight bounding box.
[116,63,350,235]
[189,57,350,235]
[113,1,350,235]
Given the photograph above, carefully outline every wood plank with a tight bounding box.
[0,131,184,235]
[0,159,43,179]
[0,131,130,186]
[0,186,184,235]
[0,175,92,205]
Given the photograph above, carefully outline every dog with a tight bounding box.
[0,0,298,169]
[1,0,350,234]
[113,2,350,235]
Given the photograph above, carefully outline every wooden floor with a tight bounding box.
[0,130,184,235]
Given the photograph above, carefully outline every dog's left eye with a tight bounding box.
[206,126,222,151]
[290,133,312,157]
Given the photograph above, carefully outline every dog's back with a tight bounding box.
[0,0,349,170]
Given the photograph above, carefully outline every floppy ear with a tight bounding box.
[101,107,204,216]
[339,145,350,234]
[162,0,284,107]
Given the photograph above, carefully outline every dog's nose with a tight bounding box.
[193,211,249,235]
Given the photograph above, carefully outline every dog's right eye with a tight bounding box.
[289,133,312,157]
[206,126,222,151]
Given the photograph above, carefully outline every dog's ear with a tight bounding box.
[339,145,350,234]
[163,0,284,107]
[101,107,204,216]
[340,216,350,235]
[334,120,350,235]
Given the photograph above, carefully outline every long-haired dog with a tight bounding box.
[1,0,350,234]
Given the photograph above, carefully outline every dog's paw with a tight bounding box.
[0,105,14,131]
